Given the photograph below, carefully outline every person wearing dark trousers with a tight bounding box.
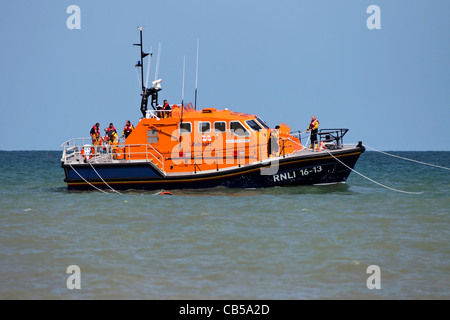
[306,115,319,150]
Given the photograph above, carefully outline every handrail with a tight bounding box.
[318,128,349,147]
[145,109,172,119]
[289,128,349,149]
[61,138,166,171]
[145,143,164,169]
[60,137,92,148]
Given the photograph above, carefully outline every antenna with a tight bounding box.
[145,45,153,93]
[180,55,186,124]
[154,42,161,81]
[195,38,199,111]
[182,55,186,107]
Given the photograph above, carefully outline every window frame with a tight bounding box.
[255,116,270,129]
[213,121,227,133]
[245,119,263,132]
[198,121,211,134]
[179,122,192,135]
[229,121,251,137]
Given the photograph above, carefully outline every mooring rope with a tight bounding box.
[68,163,109,194]
[364,145,450,171]
[88,162,123,195]
[325,150,423,195]
[305,132,311,149]
[286,137,304,150]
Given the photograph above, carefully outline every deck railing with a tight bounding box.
[60,138,165,169]
[290,128,349,149]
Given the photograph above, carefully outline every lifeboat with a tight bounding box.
[60,28,365,191]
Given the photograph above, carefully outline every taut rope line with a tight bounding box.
[325,150,423,195]
[364,145,450,171]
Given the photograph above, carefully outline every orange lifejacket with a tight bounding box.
[91,125,100,135]
[309,119,319,131]
[162,102,171,118]
[105,126,116,135]
[123,124,134,137]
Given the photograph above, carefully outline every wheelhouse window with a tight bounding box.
[179,122,192,134]
[245,119,263,132]
[214,121,226,133]
[198,122,211,133]
[230,121,250,137]
[255,116,270,129]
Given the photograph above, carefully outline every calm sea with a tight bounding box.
[0,150,449,300]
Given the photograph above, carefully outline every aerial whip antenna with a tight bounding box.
[182,55,186,108]
[145,45,153,94]
[179,55,187,144]
[194,38,199,110]
[154,42,162,81]
[180,55,186,124]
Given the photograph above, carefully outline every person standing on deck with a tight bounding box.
[105,123,116,136]
[90,123,100,146]
[122,120,134,139]
[162,100,171,118]
[306,115,319,150]
[270,125,280,157]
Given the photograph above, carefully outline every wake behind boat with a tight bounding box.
[61,28,365,191]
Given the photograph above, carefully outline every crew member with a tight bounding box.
[105,123,116,136]
[306,115,319,150]
[109,129,120,158]
[270,125,280,157]
[90,123,100,146]
[109,129,119,145]
[122,120,134,139]
[162,100,171,118]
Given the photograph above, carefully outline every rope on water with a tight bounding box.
[68,163,109,194]
[88,162,123,195]
[364,145,450,171]
[325,150,423,195]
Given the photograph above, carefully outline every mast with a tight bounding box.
[134,27,161,117]
[134,27,150,92]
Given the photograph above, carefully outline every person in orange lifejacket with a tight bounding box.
[109,130,119,145]
[306,115,319,149]
[105,123,116,136]
[161,100,171,118]
[90,123,100,146]
[99,123,116,153]
[122,120,134,139]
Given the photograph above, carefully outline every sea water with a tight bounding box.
[0,150,449,299]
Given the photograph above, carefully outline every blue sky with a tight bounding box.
[0,0,449,151]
